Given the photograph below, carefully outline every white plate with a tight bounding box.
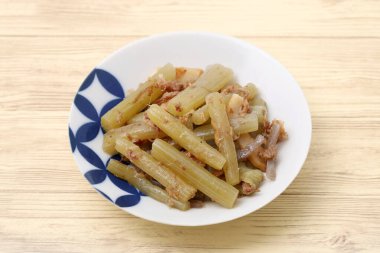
[68,32,312,226]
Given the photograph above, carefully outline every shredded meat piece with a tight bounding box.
[257,119,287,166]
[273,119,288,142]
[264,120,288,142]
[259,145,278,160]
[239,98,251,116]
[135,80,190,105]
[222,84,250,99]
[249,147,267,171]
[155,91,180,105]
[263,120,272,136]
[179,114,190,124]
[241,182,256,195]
[127,150,138,160]
[176,67,187,79]
[161,81,191,92]
[166,186,180,200]
[174,103,182,112]
[132,79,188,105]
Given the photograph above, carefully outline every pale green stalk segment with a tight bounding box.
[229,111,258,134]
[103,122,164,155]
[167,64,233,116]
[127,112,146,124]
[193,124,215,141]
[176,67,203,83]
[151,139,239,208]
[192,94,232,125]
[250,96,267,107]
[238,162,264,190]
[115,138,196,201]
[206,92,240,185]
[193,112,258,141]
[101,63,176,131]
[107,160,190,210]
[251,105,267,126]
[244,83,258,100]
[146,104,226,170]
[191,104,210,125]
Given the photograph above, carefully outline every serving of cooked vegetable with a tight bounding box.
[102,64,287,210]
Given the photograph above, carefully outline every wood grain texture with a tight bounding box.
[0,0,380,37]
[0,0,380,252]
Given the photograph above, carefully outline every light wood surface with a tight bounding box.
[1,1,380,252]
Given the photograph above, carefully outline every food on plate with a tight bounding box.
[107,159,190,210]
[206,92,239,185]
[102,64,287,210]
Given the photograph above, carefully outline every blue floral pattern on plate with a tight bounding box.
[69,69,143,208]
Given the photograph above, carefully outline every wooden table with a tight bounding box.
[1,1,379,252]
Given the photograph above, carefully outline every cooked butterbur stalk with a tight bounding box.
[237,134,266,171]
[107,159,190,210]
[104,115,257,155]
[250,95,267,107]
[169,86,209,115]
[175,67,203,83]
[179,114,193,130]
[244,83,258,100]
[191,104,210,125]
[167,64,233,116]
[227,94,245,116]
[251,105,267,127]
[222,83,258,100]
[151,139,239,208]
[226,92,258,134]
[267,121,281,147]
[146,104,226,170]
[101,63,176,131]
[229,110,258,134]
[265,121,282,180]
[239,162,263,191]
[127,112,146,124]
[193,124,215,141]
[193,113,258,141]
[192,94,232,125]
[103,123,164,155]
[206,92,240,185]
[237,134,265,161]
[266,160,276,181]
[115,138,196,201]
